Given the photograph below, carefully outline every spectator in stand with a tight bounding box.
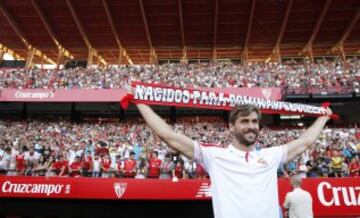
[0,146,11,175]
[114,155,123,178]
[317,155,330,177]
[172,159,185,180]
[81,151,92,177]
[24,147,40,176]
[44,156,56,177]
[159,153,174,179]
[306,157,320,178]
[16,148,26,176]
[109,147,119,177]
[58,154,69,177]
[330,150,344,177]
[84,140,95,157]
[342,144,356,162]
[184,159,197,179]
[7,145,17,176]
[148,151,162,179]
[92,154,102,178]
[133,141,144,160]
[123,152,137,178]
[135,156,148,179]
[97,141,109,157]
[341,160,350,177]
[348,156,360,177]
[297,159,308,178]
[33,156,50,176]
[69,156,82,177]
[48,157,60,177]
[101,154,111,178]
[286,160,297,176]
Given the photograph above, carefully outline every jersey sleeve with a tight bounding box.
[193,142,215,172]
[267,145,288,167]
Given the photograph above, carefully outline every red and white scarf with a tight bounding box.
[120,82,339,120]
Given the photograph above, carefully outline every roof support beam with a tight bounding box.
[178,0,187,62]
[333,9,360,48]
[138,50,145,63]
[243,0,256,62]
[31,0,73,60]
[56,48,64,69]
[0,50,4,65]
[118,47,123,65]
[0,0,29,48]
[0,43,24,60]
[301,0,331,62]
[271,0,293,62]
[0,0,55,65]
[102,0,132,65]
[25,47,36,68]
[87,48,94,67]
[139,0,157,64]
[338,43,346,62]
[254,17,275,39]
[65,0,107,66]
[0,44,22,60]
[212,0,218,62]
[329,9,360,60]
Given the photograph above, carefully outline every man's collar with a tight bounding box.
[228,144,256,155]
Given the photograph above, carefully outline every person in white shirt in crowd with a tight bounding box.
[184,159,197,178]
[283,174,313,218]
[7,145,17,176]
[0,147,11,175]
[297,158,308,178]
[159,153,174,179]
[92,154,102,178]
[24,147,41,176]
[136,102,332,218]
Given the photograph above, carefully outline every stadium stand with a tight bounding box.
[0,120,359,179]
[0,60,359,90]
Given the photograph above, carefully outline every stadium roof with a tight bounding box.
[0,0,359,64]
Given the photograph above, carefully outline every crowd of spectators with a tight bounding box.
[0,59,359,91]
[0,120,359,179]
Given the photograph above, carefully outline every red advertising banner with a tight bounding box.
[0,89,128,102]
[0,87,282,102]
[0,177,359,217]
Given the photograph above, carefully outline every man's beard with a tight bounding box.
[234,129,259,147]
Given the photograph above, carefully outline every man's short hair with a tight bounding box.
[229,104,261,124]
[290,174,302,187]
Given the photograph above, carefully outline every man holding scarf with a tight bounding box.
[134,102,332,218]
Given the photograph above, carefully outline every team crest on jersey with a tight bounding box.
[114,182,127,198]
[257,157,268,166]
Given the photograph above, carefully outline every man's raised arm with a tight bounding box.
[137,104,195,159]
[286,108,332,162]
